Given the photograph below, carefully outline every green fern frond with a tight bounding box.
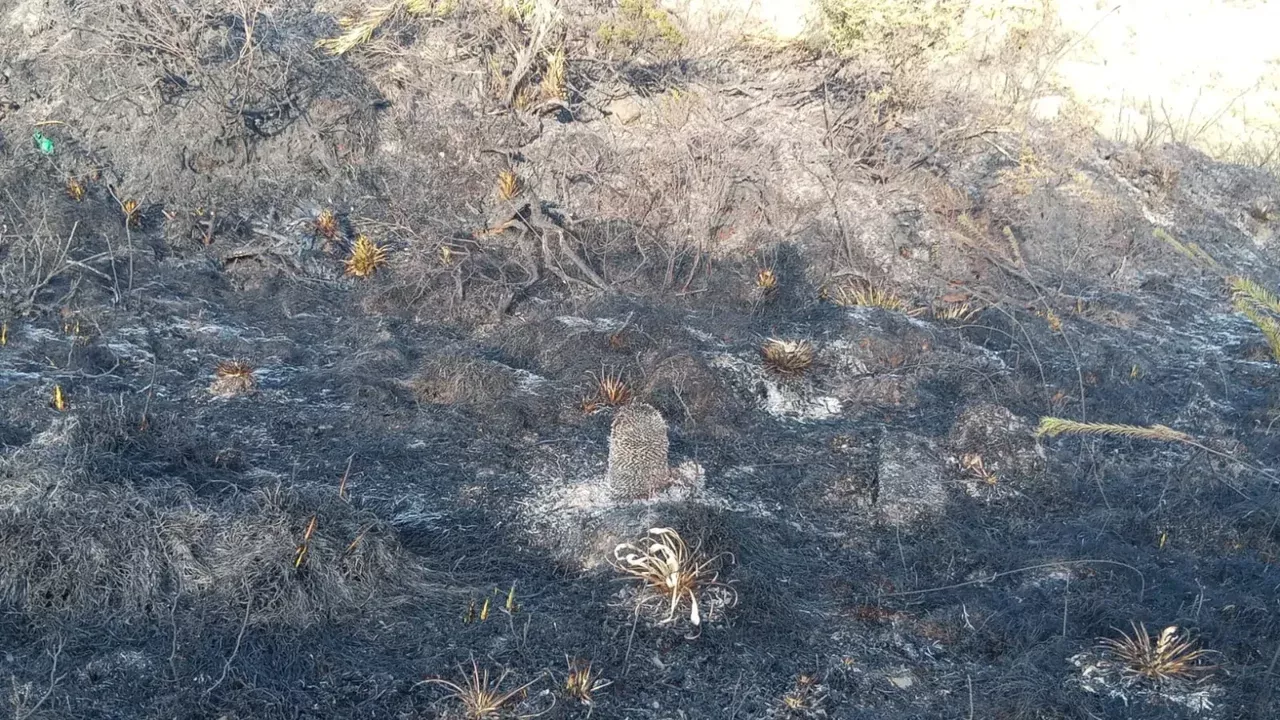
[1035,417,1193,444]
[1229,276,1280,316]
[1237,305,1280,362]
[1153,228,1222,271]
[1229,276,1280,362]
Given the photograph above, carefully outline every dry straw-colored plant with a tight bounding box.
[562,657,610,709]
[497,169,522,201]
[65,177,86,202]
[761,338,814,375]
[344,235,388,278]
[1154,228,1223,272]
[590,368,631,406]
[210,360,256,397]
[315,208,340,239]
[121,199,141,228]
[1034,417,1193,444]
[780,673,823,713]
[292,515,318,568]
[960,453,997,485]
[830,283,909,312]
[316,0,448,56]
[934,300,978,322]
[612,527,734,626]
[1099,623,1214,682]
[421,659,548,719]
[540,46,567,101]
[755,268,778,293]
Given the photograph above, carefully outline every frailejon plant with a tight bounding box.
[606,402,667,499]
[611,528,735,626]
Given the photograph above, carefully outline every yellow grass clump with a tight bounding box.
[315,208,340,239]
[66,177,86,201]
[316,0,450,56]
[830,283,908,312]
[540,47,567,101]
[755,268,778,293]
[563,658,610,708]
[497,170,521,201]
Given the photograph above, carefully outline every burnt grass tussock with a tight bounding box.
[1,2,1280,718]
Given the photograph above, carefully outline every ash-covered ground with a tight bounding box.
[1,2,1278,718]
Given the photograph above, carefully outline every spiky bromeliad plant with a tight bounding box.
[315,208,340,239]
[1099,623,1214,683]
[761,338,814,375]
[344,235,388,278]
[211,360,256,397]
[830,283,907,312]
[562,657,610,709]
[497,169,521,201]
[421,659,549,719]
[612,527,735,627]
[588,368,631,407]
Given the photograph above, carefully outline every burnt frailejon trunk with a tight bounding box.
[607,402,670,500]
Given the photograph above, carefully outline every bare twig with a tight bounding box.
[205,593,252,697]
[882,559,1146,603]
[15,639,64,720]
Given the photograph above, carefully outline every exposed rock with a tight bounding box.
[876,433,946,526]
[607,96,643,125]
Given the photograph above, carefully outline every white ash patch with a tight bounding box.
[609,579,737,634]
[520,455,784,571]
[15,325,61,343]
[554,316,627,333]
[512,368,548,393]
[708,353,842,421]
[1070,651,1223,716]
[30,415,79,448]
[818,339,872,376]
[683,325,724,346]
[0,369,43,389]
[105,340,156,368]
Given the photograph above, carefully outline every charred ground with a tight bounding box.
[1,1,1279,718]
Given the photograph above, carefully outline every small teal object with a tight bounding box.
[33,131,54,155]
